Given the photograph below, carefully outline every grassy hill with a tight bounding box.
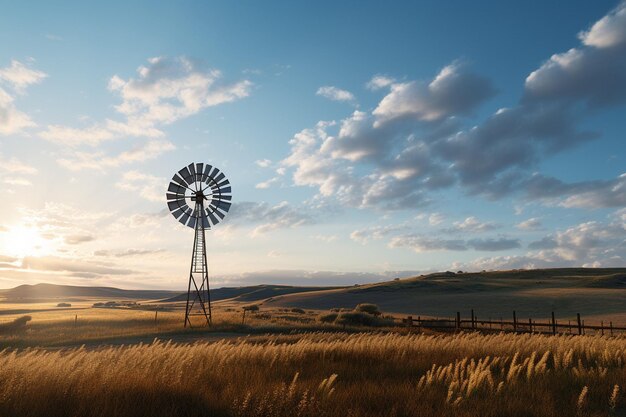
[160,284,342,303]
[262,268,626,319]
[0,283,180,302]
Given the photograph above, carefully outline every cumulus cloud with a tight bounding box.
[316,86,355,102]
[225,201,314,236]
[20,256,134,276]
[0,60,46,135]
[0,154,38,187]
[445,216,498,233]
[373,62,495,125]
[516,217,542,230]
[350,225,409,245]
[389,234,520,252]
[389,235,467,252]
[281,5,626,211]
[457,209,626,270]
[115,170,164,202]
[57,139,176,171]
[40,56,252,147]
[366,75,395,90]
[255,159,272,168]
[64,234,95,245]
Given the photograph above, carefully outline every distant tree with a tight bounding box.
[56,302,71,307]
[243,305,260,312]
[290,308,305,314]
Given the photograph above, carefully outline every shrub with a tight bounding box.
[319,313,338,323]
[56,302,71,307]
[290,308,305,314]
[335,312,393,327]
[0,315,31,334]
[243,305,260,312]
[354,303,381,316]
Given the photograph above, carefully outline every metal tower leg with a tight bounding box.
[184,202,212,327]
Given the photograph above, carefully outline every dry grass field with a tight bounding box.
[2,269,626,416]
[1,331,626,417]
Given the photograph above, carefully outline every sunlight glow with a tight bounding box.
[0,225,54,258]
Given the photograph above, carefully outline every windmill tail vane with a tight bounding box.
[166,162,232,327]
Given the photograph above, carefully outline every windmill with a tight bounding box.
[166,162,232,327]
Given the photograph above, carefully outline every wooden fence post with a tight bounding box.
[551,312,556,335]
[471,309,475,329]
[513,311,517,332]
[610,321,614,336]
[456,312,461,331]
[242,309,246,325]
[568,320,572,334]
[417,316,421,332]
[500,317,503,330]
[528,318,533,333]
[577,313,582,335]
[154,309,158,325]
[601,321,604,336]
[407,315,413,330]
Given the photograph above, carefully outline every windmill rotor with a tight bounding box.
[166,162,232,229]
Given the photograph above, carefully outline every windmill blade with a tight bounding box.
[213,207,226,219]
[187,215,197,229]
[166,193,181,201]
[202,164,213,182]
[187,163,196,179]
[205,208,220,226]
[168,182,186,195]
[171,207,186,219]
[195,163,204,181]
[213,200,231,212]
[171,173,190,188]
[212,194,232,201]
[213,172,226,184]
[207,167,221,183]
[217,186,232,194]
[201,213,210,229]
[178,211,191,226]
[178,167,193,185]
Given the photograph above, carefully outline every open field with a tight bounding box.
[2,331,626,417]
[2,268,626,416]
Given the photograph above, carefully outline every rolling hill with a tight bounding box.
[261,268,626,319]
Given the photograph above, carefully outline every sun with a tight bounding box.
[0,225,53,258]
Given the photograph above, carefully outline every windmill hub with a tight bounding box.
[194,191,208,203]
[166,162,232,328]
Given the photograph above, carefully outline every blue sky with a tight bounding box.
[0,1,624,289]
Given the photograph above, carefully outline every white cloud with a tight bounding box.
[225,201,314,237]
[350,225,408,245]
[578,1,626,48]
[40,56,252,146]
[316,86,355,102]
[0,155,38,187]
[366,75,395,90]
[115,170,164,202]
[428,213,445,226]
[0,60,47,92]
[516,217,542,230]
[57,139,176,171]
[446,216,498,233]
[373,62,494,125]
[255,159,272,168]
[255,177,279,189]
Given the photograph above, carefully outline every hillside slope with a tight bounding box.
[262,268,626,318]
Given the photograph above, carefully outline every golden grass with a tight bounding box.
[1,331,626,416]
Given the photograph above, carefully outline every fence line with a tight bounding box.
[400,310,624,336]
